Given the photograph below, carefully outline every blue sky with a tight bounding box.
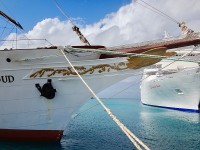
[0,0,131,31]
[0,0,200,47]
[1,0,200,47]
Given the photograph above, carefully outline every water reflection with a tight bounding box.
[139,105,200,150]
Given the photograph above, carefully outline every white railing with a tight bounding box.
[0,38,54,50]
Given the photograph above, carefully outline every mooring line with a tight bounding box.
[60,48,150,150]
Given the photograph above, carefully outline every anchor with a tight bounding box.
[35,79,56,99]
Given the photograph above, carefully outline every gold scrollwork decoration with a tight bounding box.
[30,62,127,78]
[30,48,176,78]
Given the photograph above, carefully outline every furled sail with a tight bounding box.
[72,25,91,46]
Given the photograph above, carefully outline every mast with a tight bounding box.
[72,25,90,46]
[53,0,90,46]
[178,22,194,36]
[0,10,23,30]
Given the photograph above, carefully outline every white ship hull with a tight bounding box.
[0,47,137,141]
[141,61,200,112]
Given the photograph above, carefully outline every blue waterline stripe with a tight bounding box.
[142,103,200,113]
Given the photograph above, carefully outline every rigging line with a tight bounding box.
[135,1,177,24]
[52,0,75,26]
[0,16,17,33]
[159,47,197,70]
[59,47,151,150]
[52,0,90,46]
[136,0,179,24]
[0,20,8,38]
[139,0,179,24]
[106,71,144,99]
[6,26,14,39]
[0,0,12,16]
[73,71,145,118]
[74,47,200,117]
[67,47,200,63]
[0,2,31,44]
[74,72,145,118]
[74,99,112,118]
[0,0,19,27]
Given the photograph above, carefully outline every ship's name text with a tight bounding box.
[0,75,14,83]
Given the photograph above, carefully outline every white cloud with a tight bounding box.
[26,0,200,47]
[26,18,83,46]
[2,0,200,48]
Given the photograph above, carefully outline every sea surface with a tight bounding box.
[0,98,199,150]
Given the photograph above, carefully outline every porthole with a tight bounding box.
[6,58,11,62]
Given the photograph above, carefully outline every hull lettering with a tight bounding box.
[0,75,14,83]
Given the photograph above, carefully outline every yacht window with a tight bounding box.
[174,89,183,95]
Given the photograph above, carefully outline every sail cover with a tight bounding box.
[0,10,23,29]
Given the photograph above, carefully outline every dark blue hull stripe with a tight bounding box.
[142,103,200,113]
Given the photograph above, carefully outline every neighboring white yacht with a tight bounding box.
[140,48,200,112]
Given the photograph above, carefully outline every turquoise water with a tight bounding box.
[0,98,199,150]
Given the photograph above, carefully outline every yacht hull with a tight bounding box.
[0,129,63,142]
[0,48,137,141]
[141,66,200,112]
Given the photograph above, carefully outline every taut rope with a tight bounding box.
[60,48,151,150]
